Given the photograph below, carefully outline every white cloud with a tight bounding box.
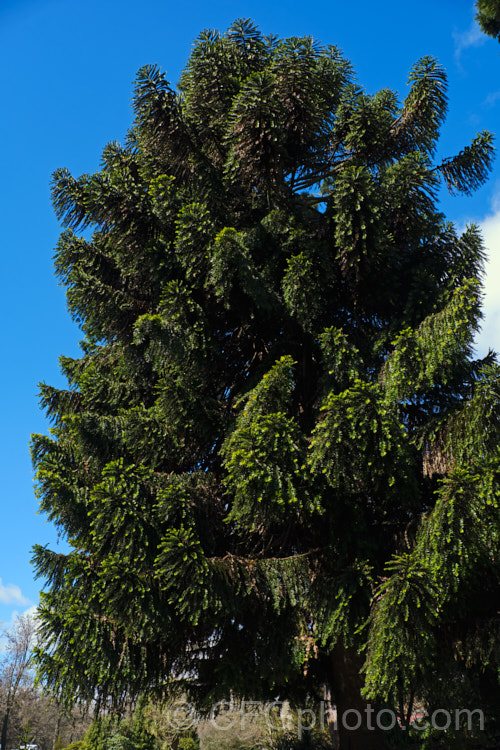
[453,21,486,65]
[476,196,500,356]
[484,90,500,108]
[0,606,34,629]
[0,579,30,606]
[0,605,39,653]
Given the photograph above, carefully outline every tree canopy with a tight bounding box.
[476,0,500,42]
[32,19,499,750]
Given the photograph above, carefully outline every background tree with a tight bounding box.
[0,614,37,750]
[10,690,92,750]
[32,19,498,750]
[476,0,500,41]
[0,614,91,750]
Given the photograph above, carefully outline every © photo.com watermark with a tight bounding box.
[164,699,484,737]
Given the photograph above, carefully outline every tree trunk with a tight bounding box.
[322,683,339,749]
[329,644,389,750]
[52,710,62,750]
[1,707,10,750]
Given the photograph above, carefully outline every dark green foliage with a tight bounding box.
[476,0,500,42]
[32,18,499,748]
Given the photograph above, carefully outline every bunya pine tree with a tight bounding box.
[32,19,500,750]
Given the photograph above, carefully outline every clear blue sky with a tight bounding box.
[0,0,499,628]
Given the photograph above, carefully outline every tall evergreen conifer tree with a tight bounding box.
[32,20,499,749]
